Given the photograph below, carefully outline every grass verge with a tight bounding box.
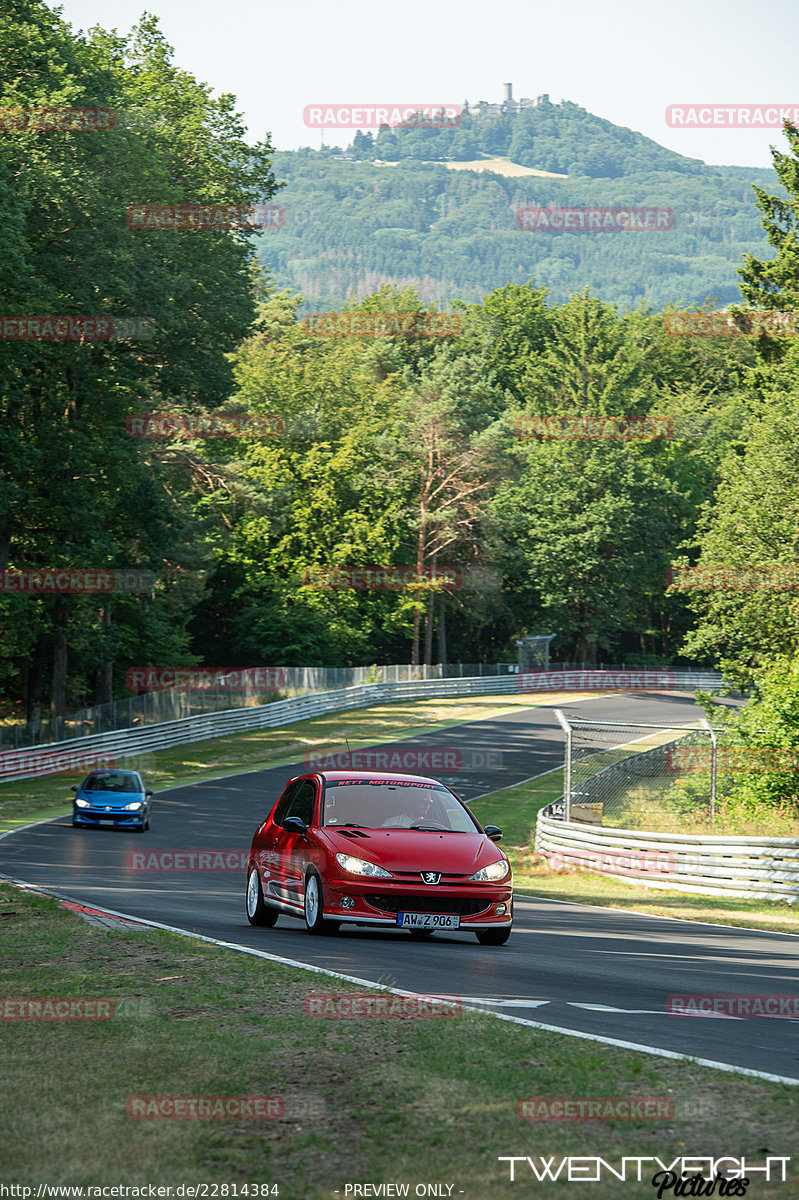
[1,880,796,1197]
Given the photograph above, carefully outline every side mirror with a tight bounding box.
[145,791,153,798]
[71,786,78,793]
[282,816,309,835]
[484,825,502,843]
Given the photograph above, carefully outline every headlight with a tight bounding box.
[125,801,143,810]
[75,798,90,808]
[469,859,510,882]
[335,852,393,878]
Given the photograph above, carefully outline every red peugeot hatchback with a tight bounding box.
[246,771,513,944]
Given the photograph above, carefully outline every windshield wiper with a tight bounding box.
[408,823,449,831]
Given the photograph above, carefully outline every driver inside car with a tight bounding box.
[380,789,447,828]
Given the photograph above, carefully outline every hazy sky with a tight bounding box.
[53,0,798,169]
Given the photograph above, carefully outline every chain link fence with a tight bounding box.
[0,663,521,751]
[556,715,726,830]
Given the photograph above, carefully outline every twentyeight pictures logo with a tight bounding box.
[303,104,461,128]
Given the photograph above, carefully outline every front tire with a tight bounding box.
[303,873,339,935]
[247,867,278,927]
[476,925,512,946]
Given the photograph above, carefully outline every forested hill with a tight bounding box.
[367,99,704,177]
[256,101,779,313]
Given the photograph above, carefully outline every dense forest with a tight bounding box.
[255,106,780,313]
[3,0,799,766]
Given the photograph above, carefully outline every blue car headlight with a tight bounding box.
[75,798,90,808]
[124,801,143,810]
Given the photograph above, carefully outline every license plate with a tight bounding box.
[397,912,460,930]
[99,819,115,825]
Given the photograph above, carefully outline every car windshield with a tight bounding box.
[322,779,479,833]
[84,773,140,793]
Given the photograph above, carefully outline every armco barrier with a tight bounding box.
[536,721,799,900]
[535,804,799,901]
[0,670,723,784]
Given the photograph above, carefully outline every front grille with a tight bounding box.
[365,894,491,917]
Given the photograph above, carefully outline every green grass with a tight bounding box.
[1,881,796,1197]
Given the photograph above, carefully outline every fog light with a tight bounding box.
[496,904,506,915]
[341,896,355,909]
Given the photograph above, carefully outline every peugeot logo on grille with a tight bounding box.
[421,872,441,885]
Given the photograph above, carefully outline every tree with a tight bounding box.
[0,2,279,718]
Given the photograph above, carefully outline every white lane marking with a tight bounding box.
[455,998,552,1008]
[2,871,798,1087]
[567,1002,740,1020]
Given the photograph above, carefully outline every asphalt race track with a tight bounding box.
[3,690,798,1083]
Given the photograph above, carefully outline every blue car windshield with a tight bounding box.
[85,774,139,793]
[322,779,478,832]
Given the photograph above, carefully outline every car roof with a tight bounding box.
[314,770,445,786]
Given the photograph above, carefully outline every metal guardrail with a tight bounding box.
[535,724,799,903]
[535,805,799,901]
[0,669,725,784]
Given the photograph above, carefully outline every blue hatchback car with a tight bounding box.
[71,770,153,832]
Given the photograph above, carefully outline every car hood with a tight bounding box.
[320,828,504,874]
[77,789,142,808]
